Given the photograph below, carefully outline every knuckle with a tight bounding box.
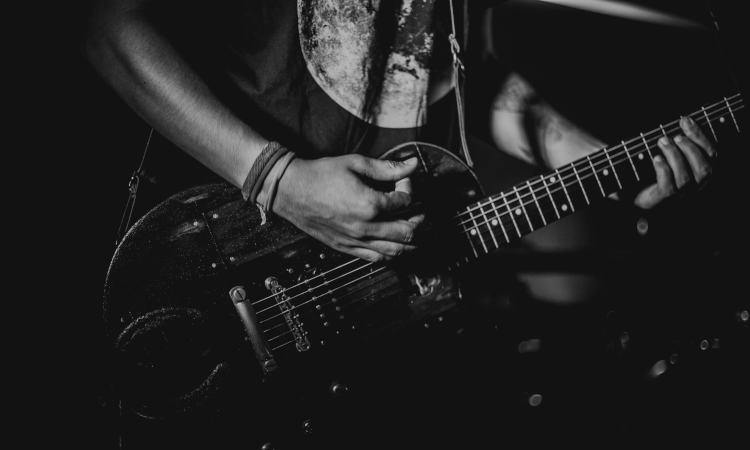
[360,199,380,219]
[676,176,691,189]
[349,224,367,239]
[696,166,712,181]
[387,246,404,257]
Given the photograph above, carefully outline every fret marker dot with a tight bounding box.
[720,117,725,123]
[549,176,556,183]
[603,169,609,176]
[515,208,522,216]
[638,153,644,160]
[470,229,477,236]
[491,219,498,226]
[561,204,568,211]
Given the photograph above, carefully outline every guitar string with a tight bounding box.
[247,97,742,318]
[454,101,743,235]
[264,267,399,342]
[259,264,391,327]
[250,256,367,309]
[269,273,404,350]
[260,263,396,336]
[453,94,741,224]
[266,103,744,350]
[260,99,744,350]
[452,94,742,223]
[453,96,742,227]
[457,103,743,244]
[457,104,744,249]
[458,102,742,235]
[255,259,379,317]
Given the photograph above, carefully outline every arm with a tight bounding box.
[489,73,715,209]
[86,0,421,261]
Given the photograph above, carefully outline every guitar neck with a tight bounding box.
[453,94,744,258]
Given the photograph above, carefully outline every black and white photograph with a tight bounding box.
[16,1,748,448]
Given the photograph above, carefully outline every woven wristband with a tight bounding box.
[241,141,289,203]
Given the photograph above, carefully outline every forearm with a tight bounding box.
[85,0,267,188]
[489,72,605,169]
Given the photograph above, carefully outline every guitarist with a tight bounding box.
[85,0,716,264]
[85,0,719,447]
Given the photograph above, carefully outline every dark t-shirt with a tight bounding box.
[144,0,506,197]
[181,0,469,159]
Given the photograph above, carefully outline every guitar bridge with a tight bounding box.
[266,277,311,352]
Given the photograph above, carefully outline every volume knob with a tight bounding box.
[330,381,349,398]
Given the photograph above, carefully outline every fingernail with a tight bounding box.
[659,136,670,146]
[654,155,663,163]
[680,116,691,128]
[674,135,684,143]
[405,157,418,165]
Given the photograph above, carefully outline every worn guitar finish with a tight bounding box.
[104,95,742,442]
[104,143,480,418]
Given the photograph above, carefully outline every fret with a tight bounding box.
[623,140,640,181]
[459,206,479,258]
[603,148,623,190]
[500,192,522,238]
[586,154,605,197]
[640,133,654,160]
[590,152,620,195]
[571,164,590,205]
[725,97,740,132]
[540,176,560,219]
[526,180,547,226]
[513,186,534,232]
[488,197,510,244]
[545,172,573,215]
[556,169,576,212]
[467,204,489,254]
[477,201,499,250]
[660,124,668,137]
[702,107,718,142]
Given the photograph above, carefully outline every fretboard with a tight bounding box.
[453,94,744,258]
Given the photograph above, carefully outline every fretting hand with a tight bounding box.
[634,115,716,209]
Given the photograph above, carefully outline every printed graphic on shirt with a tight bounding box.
[298,0,439,129]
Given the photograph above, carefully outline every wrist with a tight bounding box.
[256,151,296,217]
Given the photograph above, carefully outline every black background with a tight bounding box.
[13,1,748,448]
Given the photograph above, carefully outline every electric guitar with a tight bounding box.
[104,94,742,444]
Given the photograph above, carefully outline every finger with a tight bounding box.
[658,136,691,189]
[634,155,676,209]
[376,189,413,215]
[394,176,412,195]
[360,218,419,244]
[350,156,419,182]
[680,116,716,158]
[347,247,391,262]
[363,239,418,258]
[673,134,712,184]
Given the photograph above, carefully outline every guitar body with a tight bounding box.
[104,143,484,446]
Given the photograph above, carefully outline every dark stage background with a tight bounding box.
[16,1,748,448]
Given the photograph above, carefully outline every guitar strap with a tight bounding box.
[449,0,474,167]
[115,0,475,246]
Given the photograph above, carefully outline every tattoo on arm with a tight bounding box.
[493,77,535,113]
[539,114,565,145]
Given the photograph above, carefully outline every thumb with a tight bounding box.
[351,156,419,182]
